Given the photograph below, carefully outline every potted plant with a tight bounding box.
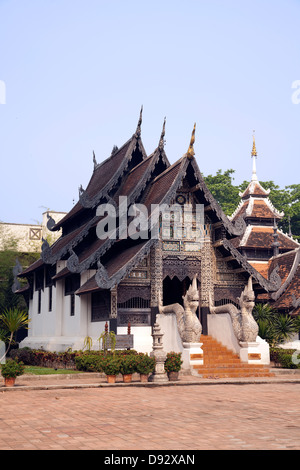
[164,352,183,381]
[1,359,25,387]
[136,353,156,382]
[119,355,137,383]
[98,329,116,354]
[102,356,121,383]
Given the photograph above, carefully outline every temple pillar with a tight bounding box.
[200,236,214,337]
[150,240,163,309]
[110,286,118,333]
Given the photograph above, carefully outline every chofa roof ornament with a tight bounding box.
[186,123,196,159]
[158,117,166,150]
[135,105,143,138]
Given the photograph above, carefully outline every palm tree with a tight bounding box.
[253,303,299,346]
[253,303,276,322]
[0,308,30,361]
[272,314,299,345]
[253,303,277,345]
[255,319,275,345]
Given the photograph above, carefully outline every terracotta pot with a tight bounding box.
[140,374,149,383]
[4,377,16,387]
[122,374,132,383]
[167,371,179,381]
[106,375,116,384]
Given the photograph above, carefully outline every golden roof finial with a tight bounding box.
[186,123,196,159]
[251,130,257,157]
[251,130,258,182]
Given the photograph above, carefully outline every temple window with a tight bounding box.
[38,290,41,314]
[117,297,151,326]
[70,293,75,316]
[64,274,80,317]
[49,286,53,312]
[64,274,80,296]
[91,290,110,322]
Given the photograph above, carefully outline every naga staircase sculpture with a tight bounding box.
[158,275,202,344]
[209,276,258,344]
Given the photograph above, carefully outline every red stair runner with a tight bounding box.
[193,335,274,378]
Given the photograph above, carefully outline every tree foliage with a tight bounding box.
[203,169,240,217]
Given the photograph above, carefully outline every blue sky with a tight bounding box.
[0,0,299,224]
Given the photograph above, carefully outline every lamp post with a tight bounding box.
[148,322,168,383]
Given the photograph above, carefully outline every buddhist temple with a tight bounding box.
[14,112,299,373]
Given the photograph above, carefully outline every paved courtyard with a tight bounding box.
[0,381,299,450]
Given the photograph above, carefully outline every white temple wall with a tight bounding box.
[28,289,49,337]
[43,287,57,337]
[54,279,63,337]
[28,287,57,337]
[87,320,107,341]
[118,326,153,353]
[155,313,183,354]
[61,295,79,336]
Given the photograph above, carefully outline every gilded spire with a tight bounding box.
[135,105,143,138]
[251,131,258,182]
[251,131,257,157]
[186,123,196,159]
[158,117,166,149]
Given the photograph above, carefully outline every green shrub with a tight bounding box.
[29,349,78,368]
[135,353,155,375]
[114,349,138,357]
[1,359,25,378]
[164,352,183,372]
[119,354,138,375]
[9,347,33,365]
[102,356,121,376]
[7,346,140,373]
[270,347,300,369]
[75,353,104,372]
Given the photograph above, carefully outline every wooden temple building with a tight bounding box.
[15,111,299,356]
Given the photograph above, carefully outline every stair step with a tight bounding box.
[197,372,275,378]
[193,364,266,370]
[198,335,273,378]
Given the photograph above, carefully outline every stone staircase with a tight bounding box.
[192,335,274,378]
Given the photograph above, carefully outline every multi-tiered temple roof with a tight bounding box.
[17,116,292,304]
[230,136,298,269]
[229,135,299,313]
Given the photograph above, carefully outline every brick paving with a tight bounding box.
[0,376,300,450]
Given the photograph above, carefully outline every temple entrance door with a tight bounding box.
[163,276,192,307]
